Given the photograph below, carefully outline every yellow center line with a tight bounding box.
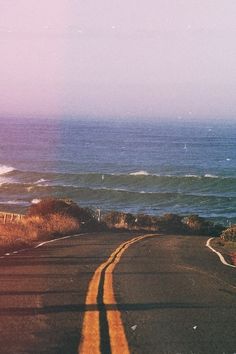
[78,234,156,354]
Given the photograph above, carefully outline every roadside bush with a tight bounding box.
[0,222,38,253]
[0,212,81,253]
[0,198,109,254]
[134,214,161,231]
[102,211,131,229]
[220,225,236,242]
[102,210,225,236]
[28,198,95,223]
[157,213,184,233]
[103,211,185,232]
[125,213,136,227]
[183,215,205,232]
[23,213,81,239]
[0,223,37,241]
[103,211,160,230]
[183,214,224,236]
[100,211,115,227]
[135,214,153,228]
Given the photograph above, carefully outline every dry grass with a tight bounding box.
[222,241,236,251]
[0,224,32,253]
[0,213,80,254]
[220,225,236,242]
[21,214,81,239]
[0,198,101,254]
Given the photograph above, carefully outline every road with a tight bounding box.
[0,232,235,354]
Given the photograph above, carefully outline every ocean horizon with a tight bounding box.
[0,118,235,226]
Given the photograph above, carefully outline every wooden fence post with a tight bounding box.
[0,212,25,224]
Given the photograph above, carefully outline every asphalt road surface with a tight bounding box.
[0,232,235,354]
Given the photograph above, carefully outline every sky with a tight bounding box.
[0,0,236,121]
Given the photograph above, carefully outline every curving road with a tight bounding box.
[0,232,235,354]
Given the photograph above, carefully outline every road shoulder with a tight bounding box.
[208,237,236,266]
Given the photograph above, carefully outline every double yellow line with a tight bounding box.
[78,234,155,354]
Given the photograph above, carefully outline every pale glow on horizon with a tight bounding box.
[1,0,236,120]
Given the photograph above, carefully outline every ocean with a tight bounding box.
[0,118,235,226]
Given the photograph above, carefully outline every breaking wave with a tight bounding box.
[31,198,41,204]
[0,165,15,175]
[129,170,150,176]
[1,169,236,224]
[1,170,236,194]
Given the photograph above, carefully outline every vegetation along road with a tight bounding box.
[0,232,235,354]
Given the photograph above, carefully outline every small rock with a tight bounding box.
[131,325,137,331]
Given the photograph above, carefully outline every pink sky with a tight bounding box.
[1,0,236,120]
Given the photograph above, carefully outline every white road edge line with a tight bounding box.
[34,233,82,248]
[0,233,87,258]
[206,237,236,268]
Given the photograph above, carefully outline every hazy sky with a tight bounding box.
[1,0,236,120]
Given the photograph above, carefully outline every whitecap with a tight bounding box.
[184,174,200,178]
[99,187,128,192]
[35,178,47,184]
[204,174,218,178]
[0,165,15,175]
[31,198,41,204]
[129,171,149,176]
[0,177,12,185]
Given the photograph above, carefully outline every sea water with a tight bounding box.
[0,118,235,225]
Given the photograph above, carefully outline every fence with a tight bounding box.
[0,212,25,224]
[0,208,101,224]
